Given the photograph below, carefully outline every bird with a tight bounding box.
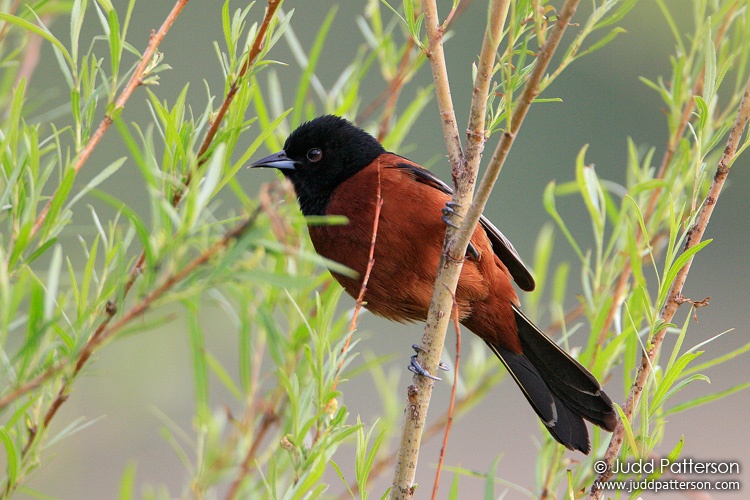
[250,114,617,454]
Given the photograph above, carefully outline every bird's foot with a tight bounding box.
[442,202,479,259]
[441,201,462,229]
[408,344,450,381]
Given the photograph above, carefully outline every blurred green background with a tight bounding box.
[16,0,749,498]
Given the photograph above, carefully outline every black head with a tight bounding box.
[250,115,385,215]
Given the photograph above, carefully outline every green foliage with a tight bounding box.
[0,0,747,498]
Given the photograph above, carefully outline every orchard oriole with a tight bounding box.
[251,115,616,453]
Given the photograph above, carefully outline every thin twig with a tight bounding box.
[334,160,383,391]
[2,0,189,452]
[590,16,741,358]
[421,1,464,176]
[431,296,462,500]
[0,364,63,411]
[356,0,473,126]
[377,39,416,142]
[7,0,286,449]
[125,0,283,308]
[590,76,750,498]
[225,393,284,500]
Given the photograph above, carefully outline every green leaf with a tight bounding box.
[484,455,501,500]
[65,157,126,210]
[196,143,225,214]
[614,403,640,458]
[0,427,19,488]
[683,338,750,377]
[291,6,338,126]
[666,381,750,416]
[205,351,243,401]
[543,181,585,263]
[185,300,210,422]
[70,0,88,67]
[92,190,153,265]
[118,461,137,500]
[39,166,77,241]
[108,7,122,85]
[0,13,74,70]
[576,27,627,61]
[703,23,716,106]
[44,244,63,320]
[575,145,605,239]
[663,239,712,298]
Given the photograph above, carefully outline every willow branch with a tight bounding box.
[590,76,750,498]
[121,0,282,319]
[462,0,580,238]
[421,1,464,176]
[20,211,261,461]
[390,0,510,497]
[28,0,188,241]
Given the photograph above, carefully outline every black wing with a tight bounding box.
[394,160,535,292]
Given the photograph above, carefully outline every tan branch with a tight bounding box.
[590,76,750,498]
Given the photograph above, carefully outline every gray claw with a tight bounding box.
[409,355,441,381]
[442,201,463,229]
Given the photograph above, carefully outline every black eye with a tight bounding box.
[306,148,323,162]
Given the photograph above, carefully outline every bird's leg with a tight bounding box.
[441,201,462,229]
[408,344,450,381]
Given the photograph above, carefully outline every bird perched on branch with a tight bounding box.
[251,114,616,453]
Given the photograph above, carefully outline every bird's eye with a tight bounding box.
[306,148,323,162]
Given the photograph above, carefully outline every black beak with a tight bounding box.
[249,151,296,171]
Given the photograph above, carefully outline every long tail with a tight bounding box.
[485,305,617,454]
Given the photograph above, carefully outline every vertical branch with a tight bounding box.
[390,0,510,497]
[590,76,750,498]
[391,1,580,497]
[421,0,464,175]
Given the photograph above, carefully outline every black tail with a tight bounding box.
[486,305,617,454]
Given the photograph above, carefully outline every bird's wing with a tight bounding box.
[392,159,535,291]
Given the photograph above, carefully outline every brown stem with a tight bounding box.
[590,76,750,498]
[356,0,473,126]
[0,364,63,412]
[224,394,284,500]
[126,0,283,302]
[590,16,742,355]
[377,39,415,142]
[431,300,461,500]
[334,160,383,390]
[226,162,382,498]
